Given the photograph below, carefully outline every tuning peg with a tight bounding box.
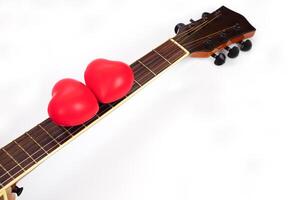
[202,12,210,18]
[212,53,226,66]
[225,46,240,58]
[174,23,185,34]
[239,40,252,52]
[12,185,23,196]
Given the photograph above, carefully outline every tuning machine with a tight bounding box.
[12,185,24,196]
[202,12,210,19]
[174,23,185,34]
[211,53,226,66]
[225,46,240,58]
[238,40,252,51]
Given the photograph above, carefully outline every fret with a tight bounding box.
[3,142,35,170]
[27,126,59,153]
[38,124,60,145]
[25,133,49,154]
[137,60,157,75]
[39,119,73,144]
[134,79,142,87]
[131,61,155,85]
[62,126,73,137]
[139,51,170,74]
[152,50,172,64]
[13,141,36,164]
[16,134,47,162]
[1,149,25,172]
[155,40,187,63]
[0,165,13,186]
[0,149,23,178]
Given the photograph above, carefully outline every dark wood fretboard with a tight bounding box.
[0,39,188,189]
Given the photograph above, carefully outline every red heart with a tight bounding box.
[48,78,99,126]
[84,59,134,103]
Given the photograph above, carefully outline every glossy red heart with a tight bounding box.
[48,78,99,126]
[84,59,134,103]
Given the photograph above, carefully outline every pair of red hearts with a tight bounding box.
[48,59,134,126]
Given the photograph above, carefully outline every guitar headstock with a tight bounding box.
[173,6,256,65]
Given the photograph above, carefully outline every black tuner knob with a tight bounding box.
[212,53,226,66]
[239,40,252,52]
[12,185,24,196]
[174,23,185,34]
[202,12,210,18]
[225,46,240,58]
[190,19,195,23]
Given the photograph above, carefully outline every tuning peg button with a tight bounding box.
[12,185,24,196]
[174,23,185,34]
[225,46,240,58]
[212,53,226,66]
[239,40,252,52]
[202,12,210,18]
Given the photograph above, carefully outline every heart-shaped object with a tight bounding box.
[84,59,134,103]
[48,78,99,126]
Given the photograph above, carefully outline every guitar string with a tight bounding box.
[0,42,180,179]
[182,25,236,47]
[0,17,233,183]
[173,11,221,41]
[0,42,182,183]
[0,24,230,182]
[174,14,221,43]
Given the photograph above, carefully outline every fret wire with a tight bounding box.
[3,143,35,172]
[133,42,175,77]
[137,60,157,75]
[13,141,37,164]
[0,155,36,180]
[25,133,48,155]
[39,120,72,146]
[136,71,155,85]
[133,67,154,83]
[0,164,13,178]
[30,126,60,152]
[156,41,184,63]
[38,125,61,145]
[133,45,171,75]
[0,150,23,178]
[1,149,25,173]
[140,57,168,75]
[138,49,172,74]
[131,62,154,82]
[62,126,74,137]
[152,49,172,64]
[133,80,142,86]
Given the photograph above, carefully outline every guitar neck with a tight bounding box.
[0,39,189,191]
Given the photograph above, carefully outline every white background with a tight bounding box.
[0,0,299,199]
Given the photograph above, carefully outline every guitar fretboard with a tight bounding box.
[0,39,188,189]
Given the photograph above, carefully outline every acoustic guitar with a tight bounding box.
[0,6,255,200]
